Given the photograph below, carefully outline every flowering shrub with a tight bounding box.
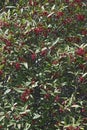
[0,0,87,129]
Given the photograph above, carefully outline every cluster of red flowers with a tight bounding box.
[21,89,31,102]
[15,63,21,70]
[75,48,85,56]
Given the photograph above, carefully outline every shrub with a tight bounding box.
[0,0,87,129]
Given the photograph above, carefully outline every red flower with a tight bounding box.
[34,27,45,35]
[56,11,64,18]
[63,18,73,24]
[31,53,36,60]
[81,29,87,35]
[15,63,21,70]
[21,89,31,102]
[59,107,64,113]
[44,93,50,100]
[76,14,85,21]
[75,48,85,56]
[40,49,47,56]
[78,76,84,83]
[42,11,48,16]
[54,95,60,102]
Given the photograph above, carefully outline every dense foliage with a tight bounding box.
[0,0,87,129]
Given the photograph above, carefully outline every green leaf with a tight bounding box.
[33,114,41,119]
[0,116,5,121]
[13,88,23,93]
[23,62,28,69]
[5,6,16,9]
[4,89,11,95]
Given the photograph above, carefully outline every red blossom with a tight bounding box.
[31,53,36,60]
[44,93,50,100]
[15,63,21,70]
[75,48,85,56]
[40,49,47,56]
[63,18,73,24]
[34,27,45,35]
[59,107,64,113]
[56,11,64,18]
[21,89,31,102]
[76,14,85,21]
[78,76,84,83]
[54,95,60,102]
[81,29,87,35]
[42,11,48,16]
